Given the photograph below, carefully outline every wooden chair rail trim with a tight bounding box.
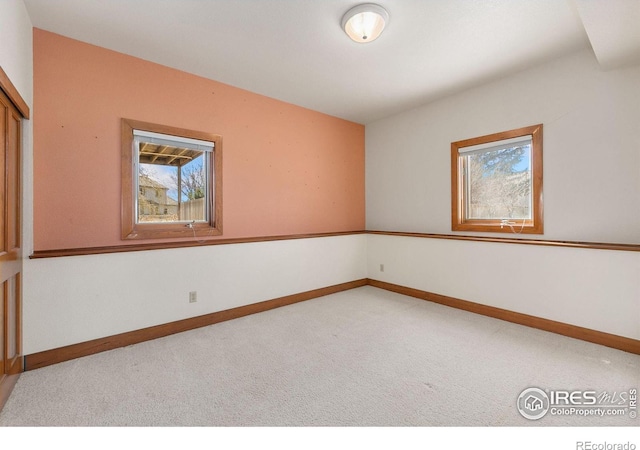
[29,231,368,258]
[24,278,638,372]
[30,230,639,258]
[366,230,640,252]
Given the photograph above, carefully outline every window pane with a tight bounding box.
[179,155,207,222]
[138,162,178,222]
[465,143,531,220]
[136,141,209,224]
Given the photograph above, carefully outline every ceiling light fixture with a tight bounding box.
[341,3,389,43]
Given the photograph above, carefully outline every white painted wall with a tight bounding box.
[24,234,367,354]
[367,234,639,340]
[0,0,34,255]
[0,0,33,107]
[365,49,640,340]
[366,49,640,244]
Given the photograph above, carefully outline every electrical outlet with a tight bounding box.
[189,291,197,303]
[380,264,384,272]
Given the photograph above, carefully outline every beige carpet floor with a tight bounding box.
[0,286,638,426]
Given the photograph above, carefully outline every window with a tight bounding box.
[451,124,543,234]
[122,118,222,240]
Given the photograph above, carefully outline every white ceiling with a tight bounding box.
[22,0,640,124]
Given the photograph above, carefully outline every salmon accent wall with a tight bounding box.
[33,29,365,251]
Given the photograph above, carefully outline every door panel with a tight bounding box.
[5,275,20,375]
[7,110,20,251]
[0,103,5,255]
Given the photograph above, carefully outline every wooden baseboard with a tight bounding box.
[25,279,368,370]
[23,276,639,372]
[367,279,640,355]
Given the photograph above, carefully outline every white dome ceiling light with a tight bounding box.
[341,3,389,43]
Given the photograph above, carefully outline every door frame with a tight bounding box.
[0,66,29,411]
